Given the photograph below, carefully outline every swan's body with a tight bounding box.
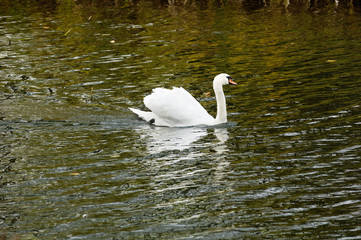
[129,73,236,127]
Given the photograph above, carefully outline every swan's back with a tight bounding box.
[144,87,215,127]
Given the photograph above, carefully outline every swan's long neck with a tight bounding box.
[214,82,227,123]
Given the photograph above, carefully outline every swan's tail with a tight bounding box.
[129,107,156,123]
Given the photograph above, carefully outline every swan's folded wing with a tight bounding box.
[144,87,214,126]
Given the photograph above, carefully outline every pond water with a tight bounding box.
[1,1,361,239]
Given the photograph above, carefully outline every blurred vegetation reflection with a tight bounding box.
[1,0,361,15]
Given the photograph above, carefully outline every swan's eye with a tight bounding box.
[226,76,232,80]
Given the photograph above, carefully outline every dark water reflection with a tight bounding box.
[1,1,361,239]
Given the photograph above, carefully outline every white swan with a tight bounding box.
[129,73,236,127]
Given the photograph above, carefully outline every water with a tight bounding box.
[1,1,361,239]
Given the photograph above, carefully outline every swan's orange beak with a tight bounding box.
[228,78,237,85]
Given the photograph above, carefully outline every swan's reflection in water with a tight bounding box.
[135,124,233,193]
[213,128,229,154]
[139,125,208,154]
[212,128,231,183]
[136,124,230,155]
[133,125,235,225]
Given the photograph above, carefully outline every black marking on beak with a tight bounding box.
[227,76,237,85]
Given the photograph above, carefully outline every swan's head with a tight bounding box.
[214,73,237,86]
